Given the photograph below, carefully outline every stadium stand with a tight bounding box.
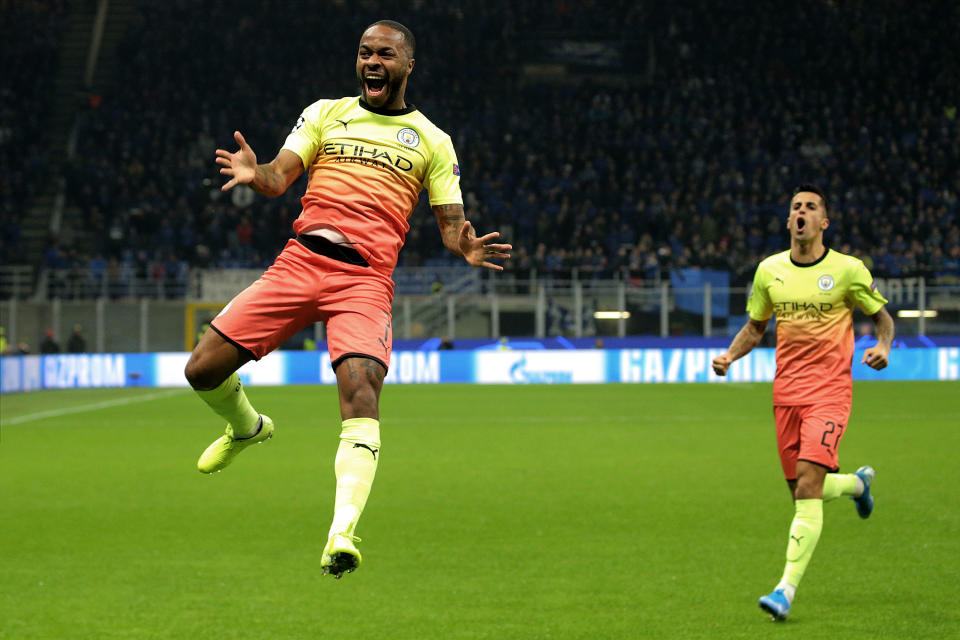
[0,0,68,265]
[3,0,959,299]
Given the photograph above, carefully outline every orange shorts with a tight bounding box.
[210,238,394,370]
[773,403,851,480]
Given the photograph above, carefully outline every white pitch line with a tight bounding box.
[1,389,187,426]
[384,413,748,424]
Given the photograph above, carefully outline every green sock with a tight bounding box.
[195,372,259,437]
[329,418,381,538]
[822,473,858,502]
[781,498,823,589]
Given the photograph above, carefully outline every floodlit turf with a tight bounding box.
[1,381,958,639]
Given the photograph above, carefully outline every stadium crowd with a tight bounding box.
[8,0,960,296]
[0,0,68,265]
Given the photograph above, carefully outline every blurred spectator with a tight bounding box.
[67,324,87,353]
[40,329,60,354]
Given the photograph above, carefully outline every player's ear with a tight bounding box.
[406,56,415,75]
[821,216,830,230]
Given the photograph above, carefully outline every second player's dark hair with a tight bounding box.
[368,20,416,57]
[792,183,829,215]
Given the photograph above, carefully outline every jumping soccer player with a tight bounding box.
[711,184,894,621]
[183,20,511,578]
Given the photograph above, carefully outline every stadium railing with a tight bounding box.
[2,274,957,354]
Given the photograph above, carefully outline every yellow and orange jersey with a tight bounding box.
[282,96,463,274]
[747,248,887,406]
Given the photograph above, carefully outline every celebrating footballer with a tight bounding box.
[184,20,511,579]
[712,184,894,621]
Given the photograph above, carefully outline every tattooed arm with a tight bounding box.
[215,131,304,197]
[432,204,512,271]
[433,204,468,257]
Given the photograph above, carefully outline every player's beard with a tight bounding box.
[359,72,406,109]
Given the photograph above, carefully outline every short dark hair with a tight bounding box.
[367,20,415,57]
[792,183,829,215]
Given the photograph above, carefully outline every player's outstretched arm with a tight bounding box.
[432,204,512,271]
[215,131,304,197]
[862,306,894,370]
[712,318,769,375]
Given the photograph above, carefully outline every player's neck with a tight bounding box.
[359,96,409,113]
[790,238,826,264]
[381,94,406,110]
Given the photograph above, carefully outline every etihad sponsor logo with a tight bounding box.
[774,300,834,320]
[322,142,414,172]
[773,301,834,312]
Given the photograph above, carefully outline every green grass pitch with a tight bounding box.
[1,381,958,639]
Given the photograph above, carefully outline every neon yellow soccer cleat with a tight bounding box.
[321,533,362,579]
[197,415,274,473]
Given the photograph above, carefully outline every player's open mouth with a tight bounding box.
[796,216,806,231]
[364,75,387,98]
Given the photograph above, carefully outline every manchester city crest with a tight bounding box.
[818,274,835,291]
[397,128,420,147]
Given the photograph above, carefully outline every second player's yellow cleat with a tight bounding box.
[197,415,274,473]
[321,533,362,579]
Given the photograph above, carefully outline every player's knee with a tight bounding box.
[794,476,824,500]
[336,358,385,415]
[344,384,379,416]
[184,357,219,390]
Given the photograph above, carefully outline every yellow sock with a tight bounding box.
[195,372,259,437]
[329,418,380,538]
[822,473,858,502]
[781,499,823,589]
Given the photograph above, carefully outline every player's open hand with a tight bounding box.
[215,131,258,191]
[712,353,732,376]
[861,345,889,370]
[458,221,512,271]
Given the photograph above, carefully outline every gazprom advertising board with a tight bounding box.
[2,347,957,394]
